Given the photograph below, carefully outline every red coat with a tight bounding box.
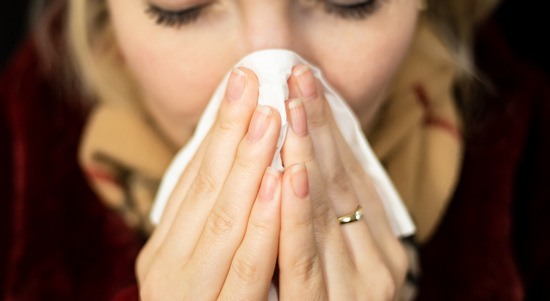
[1,20,549,300]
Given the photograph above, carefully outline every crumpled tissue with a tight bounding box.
[150,49,415,238]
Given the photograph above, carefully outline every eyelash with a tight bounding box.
[322,0,381,20]
[146,4,207,27]
[146,0,381,28]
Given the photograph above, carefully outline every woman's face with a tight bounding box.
[107,0,420,146]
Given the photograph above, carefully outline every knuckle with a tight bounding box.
[290,250,320,282]
[232,254,259,283]
[207,204,238,237]
[289,209,314,230]
[311,197,334,230]
[309,289,328,301]
[217,116,240,133]
[374,266,397,300]
[347,158,365,179]
[249,215,272,235]
[234,152,256,170]
[302,154,319,172]
[303,155,318,171]
[192,169,218,197]
[327,163,351,193]
[306,105,328,128]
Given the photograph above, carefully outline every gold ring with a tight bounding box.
[338,206,363,224]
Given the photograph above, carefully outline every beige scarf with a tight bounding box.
[79,20,462,243]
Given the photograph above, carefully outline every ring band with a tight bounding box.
[338,206,363,224]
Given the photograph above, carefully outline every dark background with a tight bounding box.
[1,0,549,77]
[1,0,35,72]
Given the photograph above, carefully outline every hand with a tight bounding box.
[278,65,408,300]
[136,68,283,300]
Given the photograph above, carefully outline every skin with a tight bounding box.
[108,0,419,146]
[106,0,421,299]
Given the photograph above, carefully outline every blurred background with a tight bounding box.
[1,0,549,78]
[1,0,35,72]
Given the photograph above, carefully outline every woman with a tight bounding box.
[4,0,547,300]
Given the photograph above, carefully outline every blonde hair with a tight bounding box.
[58,0,500,106]
[425,0,500,81]
[67,0,140,108]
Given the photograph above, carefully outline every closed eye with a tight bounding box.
[145,0,384,28]
[145,3,209,27]
[321,0,382,20]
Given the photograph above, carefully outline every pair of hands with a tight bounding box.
[136,65,408,300]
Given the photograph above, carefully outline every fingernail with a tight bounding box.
[290,163,309,198]
[248,105,272,142]
[293,65,318,101]
[226,68,247,102]
[259,167,280,202]
[288,98,308,137]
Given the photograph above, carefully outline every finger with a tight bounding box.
[218,168,281,301]
[288,64,358,217]
[284,66,398,290]
[327,109,408,285]
[154,68,261,261]
[281,97,338,236]
[281,97,366,297]
[137,132,211,279]
[139,68,260,278]
[180,105,282,299]
[327,107,396,244]
[155,133,211,227]
[279,163,328,301]
[287,65,388,260]
[287,67,301,99]
[295,65,406,285]
[281,97,376,292]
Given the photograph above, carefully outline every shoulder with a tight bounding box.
[1,40,143,300]
[417,18,550,300]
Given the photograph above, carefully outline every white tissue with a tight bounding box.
[150,49,415,238]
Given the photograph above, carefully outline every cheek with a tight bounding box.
[108,0,234,126]
[308,4,418,116]
[124,40,226,125]
[126,44,218,122]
